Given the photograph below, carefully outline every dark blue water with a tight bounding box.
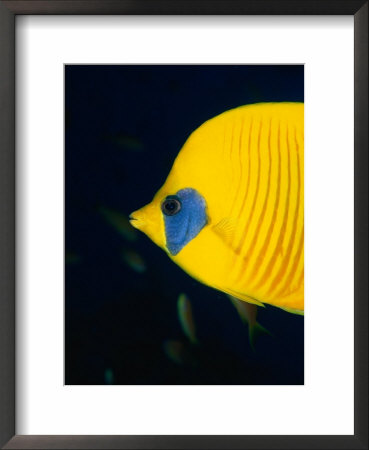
[65,65,304,385]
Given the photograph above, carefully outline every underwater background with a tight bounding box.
[65,65,304,385]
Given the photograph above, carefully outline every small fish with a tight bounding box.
[65,251,81,264]
[105,133,144,152]
[99,206,138,242]
[228,295,271,350]
[162,339,196,366]
[177,293,197,344]
[163,340,184,365]
[130,103,304,315]
[122,249,146,273]
[104,368,114,385]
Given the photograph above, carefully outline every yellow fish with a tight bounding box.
[130,103,304,314]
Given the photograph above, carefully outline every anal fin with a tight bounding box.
[280,306,304,316]
[224,287,265,307]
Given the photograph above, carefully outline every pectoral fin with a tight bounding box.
[212,218,237,247]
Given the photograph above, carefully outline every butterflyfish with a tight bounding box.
[130,103,304,314]
[177,293,197,344]
[122,249,147,273]
[163,340,196,366]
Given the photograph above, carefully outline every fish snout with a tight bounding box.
[129,202,166,249]
[129,203,154,231]
[129,210,144,230]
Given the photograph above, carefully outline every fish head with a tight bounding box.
[129,118,228,256]
[130,187,208,256]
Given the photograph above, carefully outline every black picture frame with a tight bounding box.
[0,1,367,449]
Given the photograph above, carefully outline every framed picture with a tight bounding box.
[0,1,367,449]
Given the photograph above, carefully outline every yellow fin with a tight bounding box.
[280,306,304,316]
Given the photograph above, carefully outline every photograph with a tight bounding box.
[65,64,304,385]
[1,0,366,446]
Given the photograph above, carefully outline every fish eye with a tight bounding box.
[162,196,181,216]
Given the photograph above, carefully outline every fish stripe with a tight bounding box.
[235,120,262,253]
[275,224,304,298]
[231,120,262,282]
[287,127,304,291]
[266,125,300,295]
[231,119,253,234]
[248,120,281,282]
[292,266,304,297]
[221,120,228,166]
[252,121,291,293]
[229,118,246,216]
[236,119,272,284]
[228,119,253,271]
[229,123,235,185]
[275,129,304,295]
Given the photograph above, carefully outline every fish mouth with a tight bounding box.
[129,204,157,234]
[129,212,141,230]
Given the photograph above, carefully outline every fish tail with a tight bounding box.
[248,321,272,351]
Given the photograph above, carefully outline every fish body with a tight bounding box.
[131,103,304,314]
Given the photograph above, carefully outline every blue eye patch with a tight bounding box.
[162,188,207,256]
